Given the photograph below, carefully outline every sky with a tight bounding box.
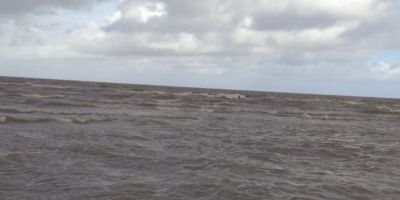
[0,0,399,98]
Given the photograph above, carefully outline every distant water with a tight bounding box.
[1,76,400,200]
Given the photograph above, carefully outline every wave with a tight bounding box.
[0,82,31,86]
[0,115,57,123]
[197,93,246,99]
[42,100,98,108]
[0,114,113,124]
[20,94,65,99]
[0,107,36,114]
[174,92,193,96]
[69,116,114,124]
[16,97,97,108]
[344,100,365,106]
[0,151,41,164]
[110,88,167,95]
[29,83,73,89]
[0,106,116,116]
[0,82,73,90]
[363,105,400,115]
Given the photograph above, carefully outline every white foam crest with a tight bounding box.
[197,93,245,99]
[21,94,65,98]
[174,92,193,96]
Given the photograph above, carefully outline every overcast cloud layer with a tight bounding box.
[0,0,399,98]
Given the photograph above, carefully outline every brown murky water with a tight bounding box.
[1,76,400,200]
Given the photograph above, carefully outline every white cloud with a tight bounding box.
[123,1,167,23]
[370,62,400,80]
[243,0,389,19]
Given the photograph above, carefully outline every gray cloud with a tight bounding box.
[1,0,398,62]
[83,0,395,62]
[0,0,400,98]
[0,0,104,16]
[251,13,337,31]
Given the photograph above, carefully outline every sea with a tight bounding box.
[0,76,399,200]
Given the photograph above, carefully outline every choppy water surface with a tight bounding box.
[1,76,400,200]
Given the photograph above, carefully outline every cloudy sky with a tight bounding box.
[0,0,399,98]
